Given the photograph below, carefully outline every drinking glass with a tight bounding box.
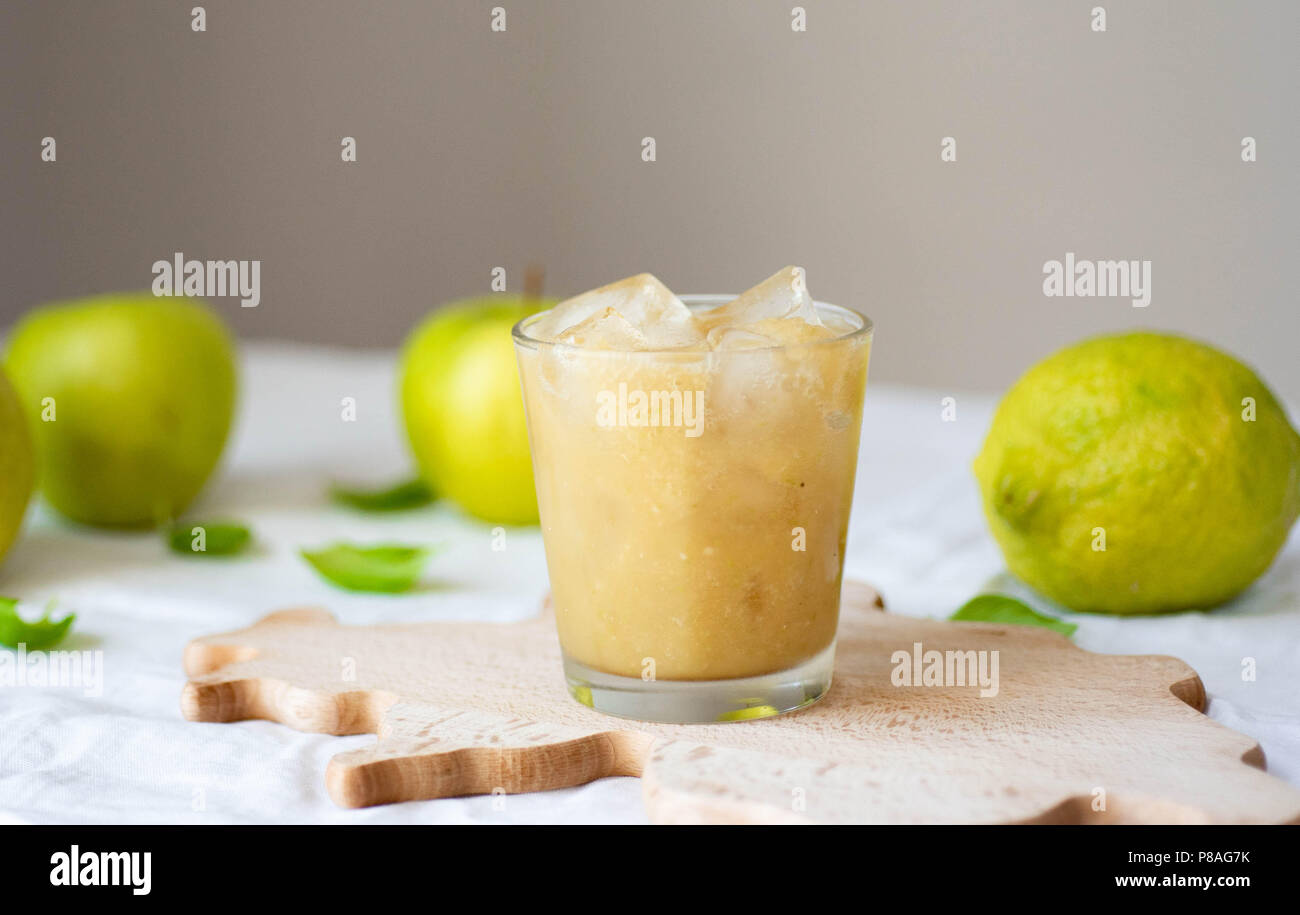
[513,296,871,723]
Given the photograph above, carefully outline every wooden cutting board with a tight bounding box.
[181,581,1300,823]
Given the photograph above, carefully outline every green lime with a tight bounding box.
[974,331,1300,614]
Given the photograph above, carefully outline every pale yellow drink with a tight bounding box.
[514,269,871,721]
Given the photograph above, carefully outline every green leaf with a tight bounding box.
[950,594,1077,637]
[0,598,76,650]
[300,543,432,593]
[330,477,433,512]
[167,522,252,557]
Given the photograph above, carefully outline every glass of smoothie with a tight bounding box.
[512,268,871,723]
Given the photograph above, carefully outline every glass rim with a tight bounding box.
[511,294,873,353]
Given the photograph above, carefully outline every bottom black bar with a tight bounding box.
[2,824,1288,899]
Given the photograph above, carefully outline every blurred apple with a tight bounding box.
[0,368,35,562]
[4,293,237,527]
[400,296,552,525]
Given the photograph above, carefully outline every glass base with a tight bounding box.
[563,641,835,724]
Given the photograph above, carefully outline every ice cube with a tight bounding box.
[529,273,702,349]
[556,307,649,350]
[707,316,836,351]
[706,266,822,328]
[705,325,780,351]
[819,310,860,338]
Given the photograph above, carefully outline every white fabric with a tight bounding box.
[1,342,1296,823]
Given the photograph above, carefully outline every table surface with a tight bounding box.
[2,342,1297,825]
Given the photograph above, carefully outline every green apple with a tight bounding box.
[4,293,237,528]
[400,296,552,525]
[0,368,35,562]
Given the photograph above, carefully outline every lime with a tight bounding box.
[5,293,237,528]
[974,331,1300,614]
[399,296,553,525]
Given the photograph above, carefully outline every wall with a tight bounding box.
[2,1,1296,394]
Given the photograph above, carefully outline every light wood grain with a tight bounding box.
[181,582,1300,823]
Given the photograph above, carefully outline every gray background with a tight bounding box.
[2,0,1296,393]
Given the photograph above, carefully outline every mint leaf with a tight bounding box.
[330,477,433,512]
[950,594,1077,637]
[167,522,252,557]
[0,598,75,650]
[300,543,431,593]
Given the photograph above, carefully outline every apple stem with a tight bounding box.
[523,264,544,306]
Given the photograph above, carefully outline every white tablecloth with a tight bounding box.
[1,343,1297,824]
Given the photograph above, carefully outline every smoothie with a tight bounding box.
[514,267,871,721]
